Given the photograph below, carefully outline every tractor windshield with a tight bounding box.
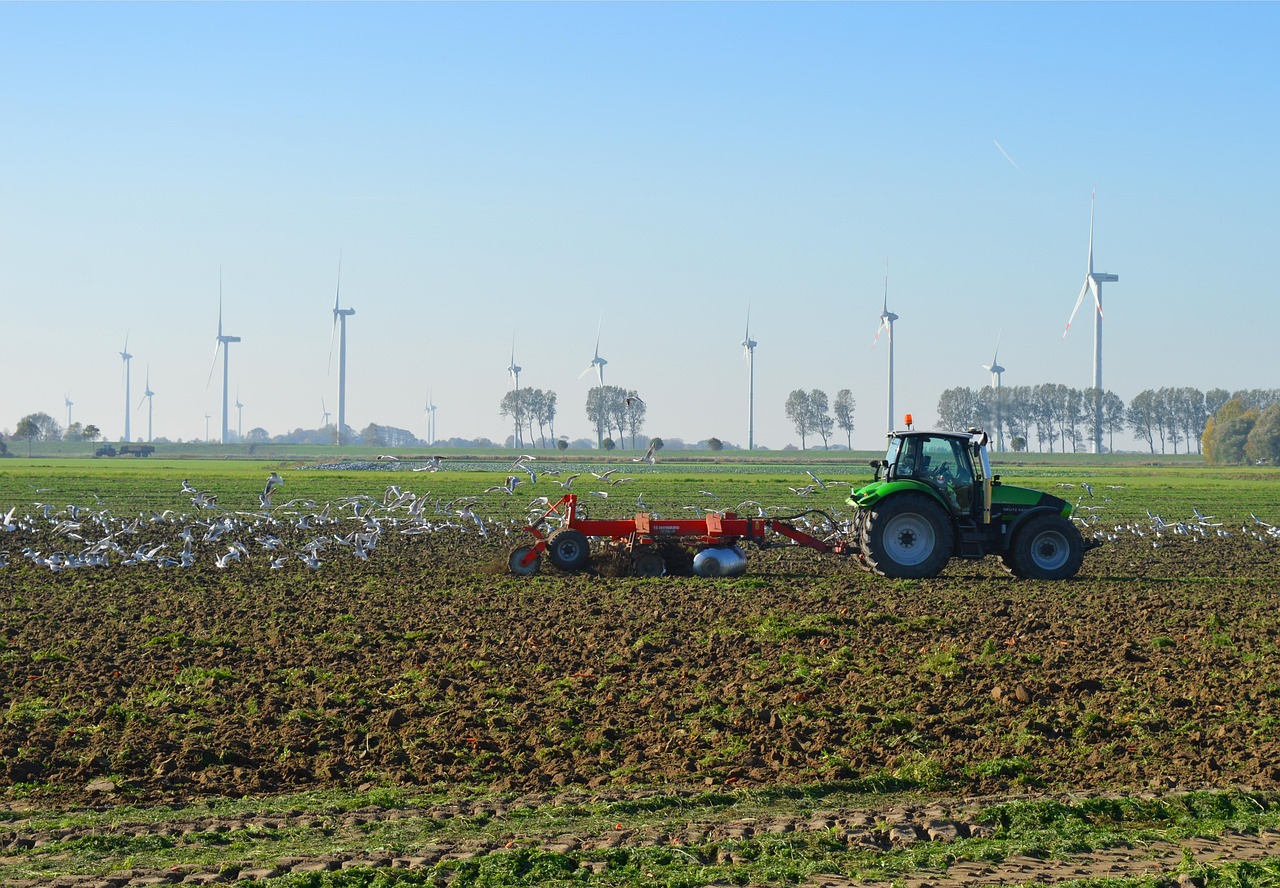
[889,435,976,512]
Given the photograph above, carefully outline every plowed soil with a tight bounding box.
[5,520,1280,810]
[5,482,1280,886]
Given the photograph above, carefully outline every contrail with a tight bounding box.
[993,139,1023,173]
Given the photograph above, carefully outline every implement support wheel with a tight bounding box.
[508,545,541,576]
[633,551,666,577]
[546,528,591,571]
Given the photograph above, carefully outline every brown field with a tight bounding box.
[3,466,1280,884]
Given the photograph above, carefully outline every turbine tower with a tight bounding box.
[578,314,609,448]
[425,389,437,446]
[329,257,355,446]
[982,331,1006,452]
[208,274,241,445]
[235,386,244,441]
[872,260,899,437]
[64,393,73,430]
[508,337,523,449]
[1062,190,1119,454]
[119,334,133,442]
[742,304,758,451]
[204,412,211,444]
[139,368,155,443]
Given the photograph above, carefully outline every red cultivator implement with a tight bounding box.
[508,493,852,578]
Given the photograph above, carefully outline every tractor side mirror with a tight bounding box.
[868,458,882,481]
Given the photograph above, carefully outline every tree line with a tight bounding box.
[935,385,1280,458]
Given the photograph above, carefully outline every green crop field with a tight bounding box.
[2,452,1280,887]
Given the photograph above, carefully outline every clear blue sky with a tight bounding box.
[3,2,1277,450]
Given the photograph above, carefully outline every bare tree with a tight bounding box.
[833,389,856,449]
[785,390,813,450]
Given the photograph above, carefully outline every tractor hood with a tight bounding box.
[988,484,1073,519]
[848,479,1073,519]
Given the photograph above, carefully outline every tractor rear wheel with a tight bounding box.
[1005,513,1084,580]
[861,493,953,579]
[546,528,591,571]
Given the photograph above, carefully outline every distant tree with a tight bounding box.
[833,389,856,449]
[784,390,814,450]
[706,437,724,452]
[1246,404,1280,465]
[586,385,628,448]
[14,416,39,453]
[649,437,664,452]
[1062,386,1084,451]
[602,437,616,451]
[1205,388,1231,419]
[809,390,833,450]
[16,412,60,442]
[82,424,101,442]
[1010,435,1027,453]
[245,427,270,444]
[1127,390,1159,454]
[555,437,569,451]
[64,422,84,441]
[1203,398,1257,465]
[1101,391,1126,453]
[937,387,980,433]
[623,391,646,448]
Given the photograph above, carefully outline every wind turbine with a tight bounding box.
[64,393,73,430]
[508,337,523,449]
[578,314,609,447]
[1062,190,1119,454]
[872,259,899,437]
[328,256,356,446]
[119,334,133,442]
[207,274,241,446]
[138,367,155,443]
[204,412,211,444]
[425,389,437,446]
[321,397,331,428]
[982,331,1006,452]
[235,386,244,441]
[742,304,758,451]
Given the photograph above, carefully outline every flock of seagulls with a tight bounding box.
[0,471,516,574]
[1,463,1276,574]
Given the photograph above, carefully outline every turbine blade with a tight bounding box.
[578,364,595,380]
[1090,278,1105,319]
[1063,279,1090,339]
[1087,189,1096,277]
[207,340,222,389]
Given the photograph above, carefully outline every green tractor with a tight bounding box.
[846,428,1098,580]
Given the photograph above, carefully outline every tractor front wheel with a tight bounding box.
[861,493,953,579]
[1005,514,1084,580]
[546,528,591,571]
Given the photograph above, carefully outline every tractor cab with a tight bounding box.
[868,428,993,522]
